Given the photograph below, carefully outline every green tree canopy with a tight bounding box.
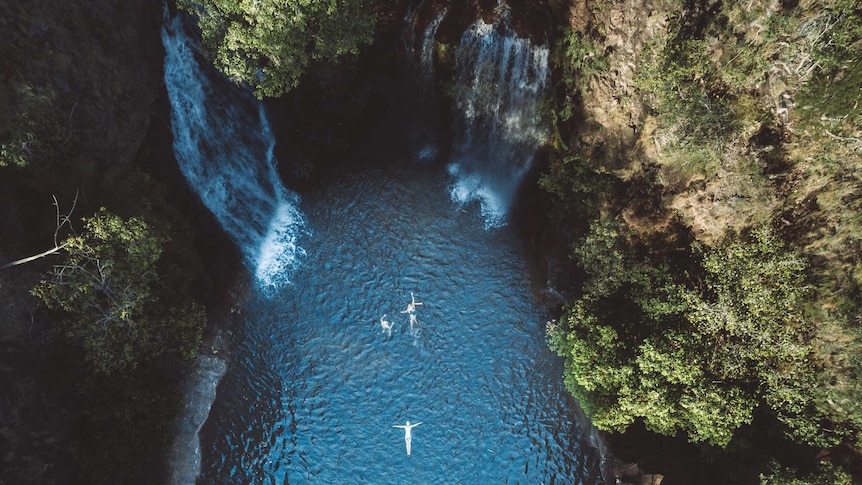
[548,219,824,447]
[179,0,376,98]
[33,208,204,375]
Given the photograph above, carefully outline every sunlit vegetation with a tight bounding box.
[552,28,609,123]
[544,0,862,481]
[178,0,377,98]
[548,222,818,447]
[0,84,49,168]
[32,209,205,375]
[760,459,855,484]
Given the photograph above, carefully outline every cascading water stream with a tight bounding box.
[161,14,306,290]
[419,9,447,86]
[402,2,447,163]
[161,5,602,483]
[448,13,550,229]
[402,0,427,59]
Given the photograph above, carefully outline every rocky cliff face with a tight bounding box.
[0,0,163,171]
[0,1,170,482]
[0,0,168,346]
[0,0,166,267]
[567,0,667,167]
[564,0,807,244]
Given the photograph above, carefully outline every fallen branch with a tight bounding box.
[0,242,69,270]
[0,191,78,270]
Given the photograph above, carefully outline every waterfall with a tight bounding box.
[448,14,550,229]
[402,0,427,58]
[161,14,306,291]
[419,9,447,86]
[402,2,447,163]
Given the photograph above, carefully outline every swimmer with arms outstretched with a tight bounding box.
[379,314,395,336]
[400,292,423,314]
[393,420,422,455]
[400,292,423,330]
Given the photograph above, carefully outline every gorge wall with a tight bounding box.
[4,0,858,483]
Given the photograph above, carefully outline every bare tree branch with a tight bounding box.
[0,242,71,270]
[1,192,78,270]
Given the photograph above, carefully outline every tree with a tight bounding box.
[32,208,204,375]
[0,82,52,168]
[179,0,377,98]
[548,220,821,446]
[760,460,855,485]
[687,229,826,445]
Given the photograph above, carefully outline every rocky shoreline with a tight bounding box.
[167,331,230,485]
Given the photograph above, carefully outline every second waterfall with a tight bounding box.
[445,12,551,229]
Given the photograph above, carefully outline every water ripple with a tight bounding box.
[198,162,600,484]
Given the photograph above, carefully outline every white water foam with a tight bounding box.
[162,14,306,291]
[449,13,550,229]
[447,163,507,230]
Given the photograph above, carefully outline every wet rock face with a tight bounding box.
[429,0,564,44]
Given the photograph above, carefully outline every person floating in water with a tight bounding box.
[379,314,395,336]
[393,420,422,455]
[400,292,423,330]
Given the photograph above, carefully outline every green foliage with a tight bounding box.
[32,209,205,375]
[759,460,855,485]
[179,0,376,98]
[573,216,630,298]
[548,305,614,418]
[0,133,34,168]
[634,3,812,151]
[808,1,862,76]
[0,82,54,168]
[796,5,862,139]
[549,219,829,447]
[656,142,722,190]
[552,28,609,121]
[778,7,862,449]
[691,229,809,380]
[550,216,754,446]
[638,31,740,144]
[538,152,610,219]
[691,229,839,446]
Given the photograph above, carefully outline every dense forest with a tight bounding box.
[0,0,860,483]
[542,0,862,482]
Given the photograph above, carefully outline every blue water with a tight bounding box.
[196,152,601,484]
[164,6,601,483]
